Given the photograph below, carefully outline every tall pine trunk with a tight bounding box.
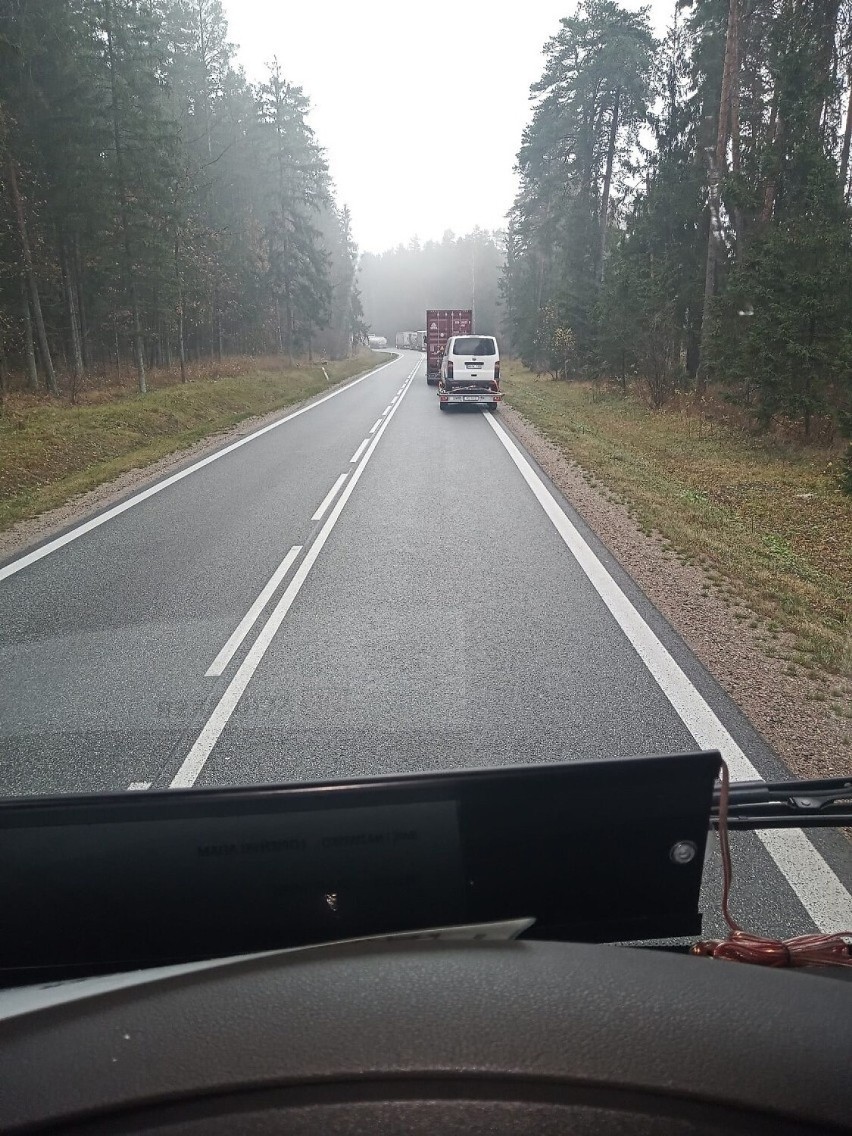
[74,233,90,368]
[761,0,794,222]
[214,288,223,361]
[197,0,213,159]
[0,336,8,409]
[284,278,294,365]
[839,71,852,196]
[810,0,841,135]
[174,232,187,382]
[178,307,187,382]
[761,106,783,221]
[730,6,744,250]
[61,238,84,393]
[151,288,161,367]
[114,313,122,383]
[6,155,58,394]
[130,292,146,390]
[697,0,740,391]
[597,87,620,284]
[104,0,147,395]
[21,276,39,391]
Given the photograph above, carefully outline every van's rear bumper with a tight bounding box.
[439,388,503,405]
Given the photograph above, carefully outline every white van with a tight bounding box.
[438,334,502,411]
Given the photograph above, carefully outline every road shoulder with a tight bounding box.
[0,355,393,567]
[498,402,851,783]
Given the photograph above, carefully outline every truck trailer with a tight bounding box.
[425,309,472,384]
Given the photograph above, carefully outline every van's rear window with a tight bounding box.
[452,337,496,356]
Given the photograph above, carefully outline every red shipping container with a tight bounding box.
[425,309,472,381]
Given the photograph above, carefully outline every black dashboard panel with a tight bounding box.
[0,751,721,981]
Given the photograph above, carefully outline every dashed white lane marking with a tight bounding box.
[350,438,370,463]
[0,356,399,584]
[171,375,416,789]
[484,410,852,933]
[311,473,348,522]
[205,545,303,677]
[368,417,383,434]
[127,782,151,791]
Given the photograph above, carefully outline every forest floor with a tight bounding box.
[500,363,851,781]
[0,351,387,534]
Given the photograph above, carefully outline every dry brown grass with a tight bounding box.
[501,363,851,681]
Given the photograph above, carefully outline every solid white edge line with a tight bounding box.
[0,356,400,584]
[170,376,415,789]
[311,473,348,522]
[205,545,303,677]
[483,411,852,932]
[349,438,370,464]
[368,418,382,434]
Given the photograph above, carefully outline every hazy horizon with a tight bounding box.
[223,1,675,254]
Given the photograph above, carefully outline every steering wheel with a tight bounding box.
[2,939,850,1133]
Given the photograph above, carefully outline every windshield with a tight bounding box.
[0,0,849,953]
[451,337,497,356]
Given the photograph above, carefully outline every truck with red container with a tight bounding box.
[425,309,472,384]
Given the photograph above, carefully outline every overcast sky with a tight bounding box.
[223,1,675,254]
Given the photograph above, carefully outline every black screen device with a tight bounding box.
[0,751,721,982]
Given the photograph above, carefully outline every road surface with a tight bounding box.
[1,350,850,940]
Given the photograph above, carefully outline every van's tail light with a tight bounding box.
[447,361,454,378]
[494,360,500,381]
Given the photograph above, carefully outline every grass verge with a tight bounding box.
[501,362,851,681]
[0,352,390,533]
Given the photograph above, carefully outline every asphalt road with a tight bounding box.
[1,350,850,942]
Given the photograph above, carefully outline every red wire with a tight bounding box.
[690,759,852,967]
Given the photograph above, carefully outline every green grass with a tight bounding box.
[501,363,852,678]
[0,352,389,532]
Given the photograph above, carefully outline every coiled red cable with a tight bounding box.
[691,760,852,967]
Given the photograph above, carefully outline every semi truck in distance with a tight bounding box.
[425,309,472,384]
[367,335,388,348]
[395,331,419,350]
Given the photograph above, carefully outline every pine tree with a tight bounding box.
[709,0,852,433]
[0,0,356,392]
[502,0,654,369]
[256,61,331,363]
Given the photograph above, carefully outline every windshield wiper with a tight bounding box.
[714,776,852,829]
